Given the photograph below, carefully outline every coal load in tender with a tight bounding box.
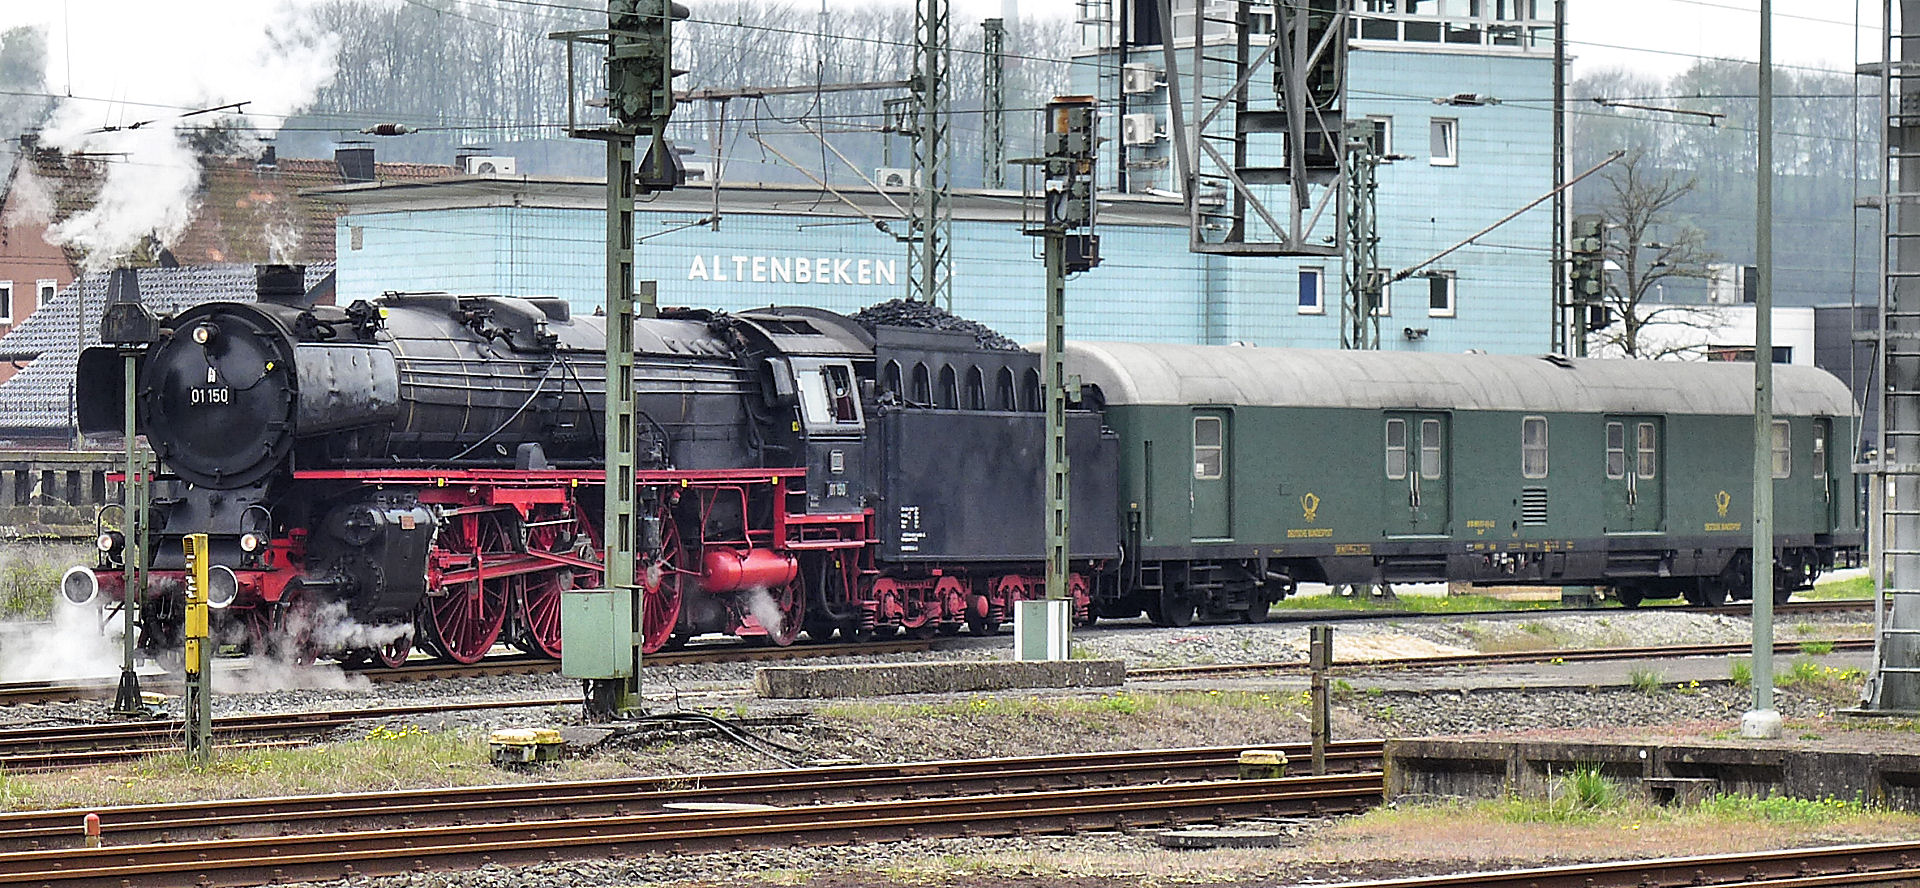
[853,298,1023,351]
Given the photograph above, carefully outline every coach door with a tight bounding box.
[1383,412,1450,536]
[1814,419,1836,533]
[1191,410,1232,540]
[1603,416,1663,534]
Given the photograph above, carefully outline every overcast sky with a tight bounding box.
[0,1,1885,120]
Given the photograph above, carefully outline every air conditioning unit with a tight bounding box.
[1122,63,1160,95]
[681,161,712,182]
[875,167,917,189]
[1121,113,1161,146]
[461,155,517,175]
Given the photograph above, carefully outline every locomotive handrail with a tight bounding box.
[293,467,805,486]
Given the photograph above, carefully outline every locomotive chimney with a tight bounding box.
[254,264,311,308]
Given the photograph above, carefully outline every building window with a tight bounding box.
[1429,118,1458,166]
[35,280,55,311]
[1427,271,1456,317]
[0,281,11,324]
[1365,115,1393,154]
[1370,268,1391,316]
[1772,420,1791,479]
[1298,267,1324,314]
[1521,416,1548,479]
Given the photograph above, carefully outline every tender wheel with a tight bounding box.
[965,615,1000,637]
[641,503,688,655]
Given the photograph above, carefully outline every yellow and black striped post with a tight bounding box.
[181,534,212,762]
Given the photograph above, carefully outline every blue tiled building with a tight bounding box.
[319,3,1555,352]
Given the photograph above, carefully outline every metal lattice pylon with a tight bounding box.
[909,0,953,307]
[1864,0,1920,712]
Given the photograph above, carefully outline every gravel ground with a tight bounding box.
[4,606,1891,888]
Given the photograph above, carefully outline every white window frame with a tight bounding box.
[1520,416,1548,479]
[1298,267,1325,315]
[1426,271,1456,317]
[1193,416,1224,480]
[1369,268,1391,317]
[35,279,55,312]
[0,281,11,324]
[1366,115,1393,155]
[1429,117,1458,166]
[1771,420,1791,479]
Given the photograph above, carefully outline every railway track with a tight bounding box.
[0,698,585,770]
[1308,840,1920,888]
[0,740,1384,850]
[0,747,1384,887]
[1130,637,1876,680]
[0,639,935,706]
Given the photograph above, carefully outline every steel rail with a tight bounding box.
[0,772,1386,887]
[0,741,1386,850]
[1292,839,1920,888]
[0,640,935,707]
[1131,638,1877,680]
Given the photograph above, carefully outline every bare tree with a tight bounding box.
[1591,150,1720,360]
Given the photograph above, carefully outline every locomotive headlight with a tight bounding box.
[96,530,125,554]
[191,323,217,345]
[239,532,263,553]
[205,565,239,610]
[60,566,98,607]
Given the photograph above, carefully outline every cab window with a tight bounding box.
[796,361,863,430]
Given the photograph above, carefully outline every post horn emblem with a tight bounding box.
[1715,490,1731,518]
[1301,492,1320,523]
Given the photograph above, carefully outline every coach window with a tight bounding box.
[1193,417,1223,480]
[1520,416,1547,478]
[1636,422,1657,479]
[997,367,1016,410]
[1604,422,1626,478]
[1772,420,1791,478]
[1384,418,1408,479]
[965,366,985,410]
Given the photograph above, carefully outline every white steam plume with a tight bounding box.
[0,2,344,271]
[742,586,785,640]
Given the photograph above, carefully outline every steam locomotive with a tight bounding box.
[65,266,1115,665]
[64,264,1863,667]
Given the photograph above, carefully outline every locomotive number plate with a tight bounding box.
[189,385,232,406]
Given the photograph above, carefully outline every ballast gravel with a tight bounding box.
[2,603,1879,888]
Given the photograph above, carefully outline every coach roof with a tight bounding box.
[1063,342,1856,417]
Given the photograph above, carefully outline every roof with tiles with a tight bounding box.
[2,147,453,271]
[0,264,333,442]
